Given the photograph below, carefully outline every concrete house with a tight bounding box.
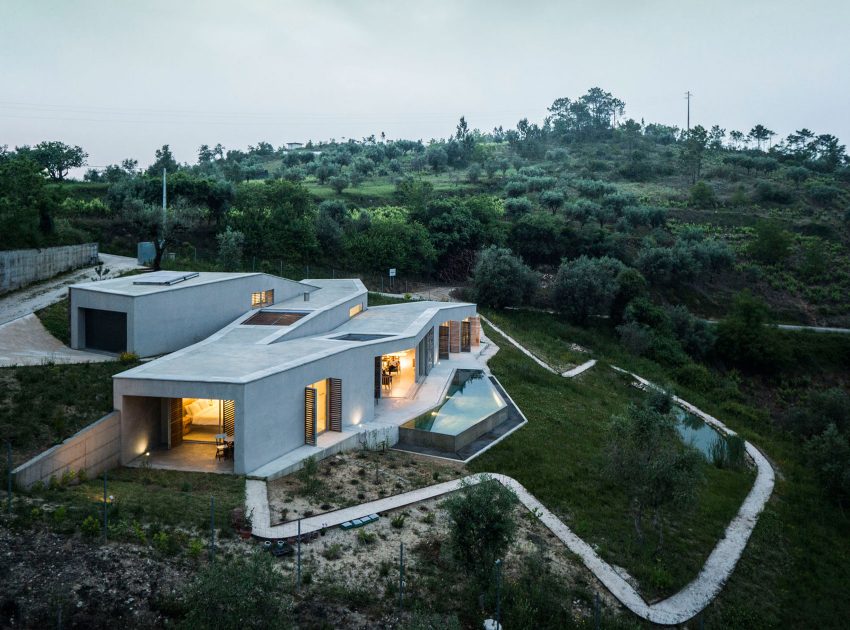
[99,273,482,476]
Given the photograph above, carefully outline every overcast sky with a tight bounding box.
[2,0,848,172]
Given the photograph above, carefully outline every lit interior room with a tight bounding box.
[380,349,416,397]
[181,398,223,442]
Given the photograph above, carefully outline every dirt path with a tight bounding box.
[0,253,142,325]
[0,314,112,367]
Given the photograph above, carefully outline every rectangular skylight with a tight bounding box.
[133,271,200,286]
[331,333,393,342]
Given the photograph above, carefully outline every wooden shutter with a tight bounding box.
[439,324,450,359]
[449,320,461,353]
[305,387,317,446]
[169,398,183,448]
[223,400,235,436]
[329,378,342,432]
[469,316,481,346]
[374,356,382,399]
[461,321,471,352]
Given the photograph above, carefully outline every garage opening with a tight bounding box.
[83,308,127,353]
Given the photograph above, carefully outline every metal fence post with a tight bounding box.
[495,559,502,628]
[209,496,215,562]
[102,471,108,542]
[6,442,11,514]
[595,591,600,630]
[297,519,302,588]
[398,542,404,609]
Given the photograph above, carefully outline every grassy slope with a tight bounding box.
[0,359,137,465]
[471,318,753,601]
[477,308,850,628]
[35,298,70,345]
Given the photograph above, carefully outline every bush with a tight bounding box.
[748,221,792,265]
[715,291,790,372]
[805,424,850,506]
[806,182,844,207]
[690,181,717,208]
[504,180,527,197]
[472,246,538,308]
[81,515,100,538]
[390,513,406,529]
[443,476,518,584]
[503,196,533,217]
[178,553,293,629]
[552,255,625,323]
[754,180,794,204]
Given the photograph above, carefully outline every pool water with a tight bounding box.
[403,370,507,436]
[674,406,720,459]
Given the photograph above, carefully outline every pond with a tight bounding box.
[673,406,721,460]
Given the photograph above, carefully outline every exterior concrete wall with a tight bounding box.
[114,377,245,468]
[0,243,98,295]
[12,411,120,489]
[72,274,305,357]
[276,292,367,342]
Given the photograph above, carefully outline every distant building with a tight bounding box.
[285,142,304,150]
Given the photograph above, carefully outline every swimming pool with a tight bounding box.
[674,406,720,459]
[399,369,509,453]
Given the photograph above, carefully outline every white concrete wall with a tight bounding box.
[0,243,98,294]
[12,411,120,489]
[72,274,306,357]
[114,377,245,467]
[275,292,367,343]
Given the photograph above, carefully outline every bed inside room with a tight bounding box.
[181,398,223,442]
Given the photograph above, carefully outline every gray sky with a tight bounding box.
[2,0,848,172]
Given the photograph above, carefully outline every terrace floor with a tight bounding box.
[126,442,234,474]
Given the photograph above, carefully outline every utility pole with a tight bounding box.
[685,91,693,132]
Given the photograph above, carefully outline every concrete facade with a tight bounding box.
[109,276,477,475]
[69,272,310,357]
[12,411,120,489]
[0,243,98,294]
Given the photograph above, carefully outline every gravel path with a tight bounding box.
[0,253,141,325]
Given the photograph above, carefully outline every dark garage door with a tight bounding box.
[84,308,127,353]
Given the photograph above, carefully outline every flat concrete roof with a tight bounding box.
[115,297,475,384]
[268,278,363,312]
[69,271,271,296]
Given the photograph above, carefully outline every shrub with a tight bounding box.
[390,513,406,529]
[806,183,843,206]
[322,543,342,560]
[503,196,533,217]
[179,553,293,629]
[754,181,794,204]
[442,476,518,584]
[805,424,850,506]
[504,180,527,197]
[187,538,204,560]
[472,246,538,308]
[552,255,625,323]
[748,221,792,265]
[81,515,100,538]
[357,529,377,545]
[715,291,790,372]
[689,181,716,208]
[118,351,139,364]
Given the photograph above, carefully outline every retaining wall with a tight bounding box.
[12,411,121,489]
[0,243,99,294]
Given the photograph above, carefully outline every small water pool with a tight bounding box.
[399,370,508,452]
[673,406,720,459]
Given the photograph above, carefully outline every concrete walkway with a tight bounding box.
[246,326,776,624]
[0,253,142,325]
[0,314,113,367]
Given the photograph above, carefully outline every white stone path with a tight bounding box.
[245,318,776,625]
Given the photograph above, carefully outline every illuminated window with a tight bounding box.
[251,289,274,308]
[349,303,363,318]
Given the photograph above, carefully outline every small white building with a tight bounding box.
[101,275,481,475]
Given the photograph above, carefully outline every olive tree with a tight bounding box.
[472,246,538,308]
[552,255,625,323]
[443,476,518,584]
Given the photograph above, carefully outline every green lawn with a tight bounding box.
[471,321,753,600]
[34,467,246,536]
[35,298,70,345]
[474,308,850,628]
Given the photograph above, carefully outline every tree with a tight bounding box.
[426,145,449,172]
[328,174,349,194]
[680,125,708,183]
[472,246,537,308]
[120,199,202,270]
[509,213,569,267]
[715,291,789,371]
[540,190,565,214]
[31,141,87,181]
[689,181,716,208]
[707,125,726,151]
[146,144,179,176]
[0,155,54,247]
[216,227,245,271]
[344,208,436,275]
[552,255,625,323]
[179,552,293,629]
[748,220,791,265]
[748,125,773,151]
[805,424,850,507]
[605,402,703,549]
[442,476,518,584]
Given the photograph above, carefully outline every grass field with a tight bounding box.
[35,298,70,345]
[471,321,753,601]
[476,308,850,628]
